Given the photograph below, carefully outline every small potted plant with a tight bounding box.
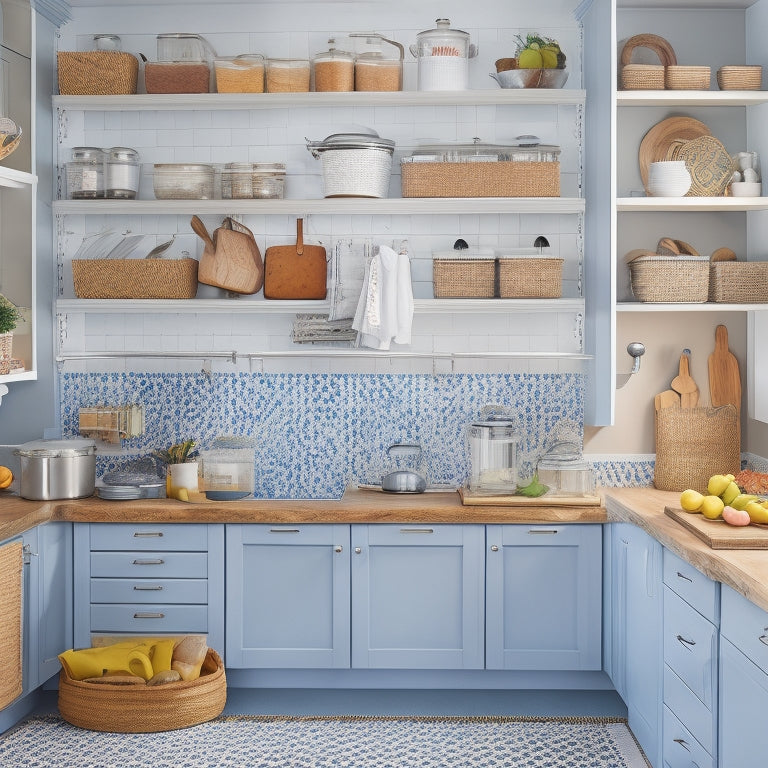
[0,294,21,375]
[153,439,199,499]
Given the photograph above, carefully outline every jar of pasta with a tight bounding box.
[312,39,354,92]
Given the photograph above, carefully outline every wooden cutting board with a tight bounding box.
[665,506,768,549]
[708,324,741,413]
[459,487,602,507]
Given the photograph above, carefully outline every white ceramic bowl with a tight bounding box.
[648,161,691,197]
[729,181,762,197]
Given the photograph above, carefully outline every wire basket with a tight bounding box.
[57,51,139,95]
[629,256,709,303]
[72,258,199,299]
[709,261,768,302]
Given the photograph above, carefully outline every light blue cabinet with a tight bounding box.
[351,524,485,669]
[226,524,351,669]
[486,524,602,671]
[609,523,663,768]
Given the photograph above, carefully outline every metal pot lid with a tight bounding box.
[102,470,164,487]
[307,131,395,154]
[14,438,97,458]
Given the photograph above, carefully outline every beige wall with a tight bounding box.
[584,312,768,458]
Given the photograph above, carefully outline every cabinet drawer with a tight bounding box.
[663,664,714,755]
[90,604,208,633]
[89,523,210,552]
[662,705,714,768]
[90,578,208,605]
[720,584,768,676]
[663,549,719,623]
[664,588,717,710]
[90,551,207,579]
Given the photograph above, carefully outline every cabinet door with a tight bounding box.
[36,522,72,684]
[611,523,663,768]
[351,524,485,669]
[226,524,350,669]
[719,637,768,766]
[486,524,602,670]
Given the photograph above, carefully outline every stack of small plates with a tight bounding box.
[647,160,692,197]
[96,484,144,500]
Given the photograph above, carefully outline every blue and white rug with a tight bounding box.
[0,714,649,768]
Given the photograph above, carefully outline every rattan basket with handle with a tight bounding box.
[620,33,677,90]
[58,647,226,733]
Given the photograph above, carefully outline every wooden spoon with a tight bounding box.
[190,215,215,250]
[670,350,699,408]
[654,390,680,411]
[710,247,737,262]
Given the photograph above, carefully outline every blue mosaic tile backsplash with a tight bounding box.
[60,371,603,499]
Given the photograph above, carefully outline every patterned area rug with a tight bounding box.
[0,714,649,768]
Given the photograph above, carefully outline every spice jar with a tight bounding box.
[350,32,404,92]
[251,163,286,199]
[312,39,355,92]
[214,55,265,93]
[65,147,105,199]
[105,146,140,199]
[266,58,311,92]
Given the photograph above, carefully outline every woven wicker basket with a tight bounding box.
[0,541,22,711]
[620,33,677,90]
[0,332,12,376]
[319,148,392,198]
[58,51,139,95]
[709,261,768,302]
[402,161,560,198]
[498,257,563,298]
[629,256,709,303]
[433,256,495,298]
[717,65,762,90]
[621,64,665,90]
[665,65,710,90]
[58,648,226,733]
[72,258,199,299]
[654,405,740,491]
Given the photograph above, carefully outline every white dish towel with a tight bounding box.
[352,243,414,350]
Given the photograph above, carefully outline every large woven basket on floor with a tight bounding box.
[58,648,226,732]
[72,258,199,299]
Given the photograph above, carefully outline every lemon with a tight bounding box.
[176,487,189,502]
[746,500,768,525]
[679,489,705,512]
[540,49,559,69]
[707,474,731,497]
[721,481,741,506]
[518,49,543,69]
[700,495,725,520]
[731,493,759,511]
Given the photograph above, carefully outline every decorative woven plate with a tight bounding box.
[666,134,734,196]
[638,116,710,193]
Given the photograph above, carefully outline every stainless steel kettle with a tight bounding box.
[380,443,427,493]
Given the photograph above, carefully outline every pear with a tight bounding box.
[679,488,705,512]
[700,495,725,520]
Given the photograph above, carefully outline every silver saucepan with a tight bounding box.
[14,438,96,500]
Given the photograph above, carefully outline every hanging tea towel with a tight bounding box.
[352,244,413,350]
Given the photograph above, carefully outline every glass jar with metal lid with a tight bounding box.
[156,33,215,62]
[350,32,404,92]
[312,39,355,92]
[65,147,105,199]
[409,18,478,91]
[105,146,140,199]
[466,405,518,493]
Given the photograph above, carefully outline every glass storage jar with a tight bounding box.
[536,442,595,497]
[92,34,121,51]
[105,146,140,199]
[65,147,105,199]
[265,58,311,92]
[312,39,355,92]
[251,162,286,199]
[200,437,256,501]
[466,406,518,493]
[410,18,477,91]
[221,162,254,199]
[156,33,215,62]
[214,55,265,93]
[152,163,215,200]
[350,32,404,92]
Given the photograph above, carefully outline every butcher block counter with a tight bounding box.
[2,485,768,611]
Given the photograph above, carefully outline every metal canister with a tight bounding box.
[14,438,97,500]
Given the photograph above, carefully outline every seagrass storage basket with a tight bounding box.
[709,261,768,302]
[619,33,677,90]
[57,51,139,95]
[72,258,199,299]
[432,250,495,298]
[497,254,563,298]
[629,255,709,302]
[665,65,710,90]
[401,161,560,198]
[58,648,226,733]
[717,65,762,90]
[654,405,740,491]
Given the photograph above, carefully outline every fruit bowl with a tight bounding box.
[490,68,569,89]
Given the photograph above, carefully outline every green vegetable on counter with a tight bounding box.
[515,474,549,498]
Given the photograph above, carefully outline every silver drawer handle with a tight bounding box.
[676,571,693,583]
[759,633,768,646]
[400,528,434,534]
[133,612,164,619]
[133,531,163,538]
[132,558,164,565]
[677,634,696,649]
[269,528,300,533]
[528,529,559,535]
[334,545,343,553]
[490,545,499,552]
[133,585,163,591]
[673,738,690,751]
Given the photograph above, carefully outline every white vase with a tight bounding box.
[169,461,199,496]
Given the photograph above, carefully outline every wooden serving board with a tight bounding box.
[665,506,768,549]
[459,487,602,507]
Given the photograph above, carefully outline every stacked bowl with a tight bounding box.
[647,160,691,197]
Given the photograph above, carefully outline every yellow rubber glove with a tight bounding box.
[59,640,154,681]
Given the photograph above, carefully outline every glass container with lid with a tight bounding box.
[467,405,518,493]
[65,147,105,200]
[105,146,140,199]
[350,32,404,92]
[405,136,561,164]
[93,34,121,51]
[252,162,286,199]
[536,442,595,497]
[312,39,355,92]
[156,33,216,62]
[409,18,478,91]
[266,58,311,92]
[214,55,265,93]
[200,436,256,501]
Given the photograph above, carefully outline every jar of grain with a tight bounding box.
[214,55,265,93]
[222,163,254,199]
[251,163,286,199]
[265,58,311,93]
[144,61,211,93]
[312,39,355,92]
[350,33,404,92]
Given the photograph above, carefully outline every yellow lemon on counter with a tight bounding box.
[0,465,12,490]
[720,481,741,506]
[731,493,759,511]
[700,495,725,520]
[680,489,705,512]
[746,500,768,525]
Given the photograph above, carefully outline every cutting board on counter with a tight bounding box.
[665,506,768,549]
[459,487,602,507]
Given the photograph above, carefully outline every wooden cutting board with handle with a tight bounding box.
[670,350,699,408]
[709,324,741,413]
[264,218,328,300]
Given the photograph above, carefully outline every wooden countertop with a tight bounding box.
[2,485,767,613]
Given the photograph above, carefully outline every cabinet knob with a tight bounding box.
[355,547,362,554]
[334,545,343,553]
[490,545,499,552]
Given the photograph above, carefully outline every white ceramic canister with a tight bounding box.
[410,18,477,91]
[105,147,140,199]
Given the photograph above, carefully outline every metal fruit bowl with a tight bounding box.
[490,68,569,89]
